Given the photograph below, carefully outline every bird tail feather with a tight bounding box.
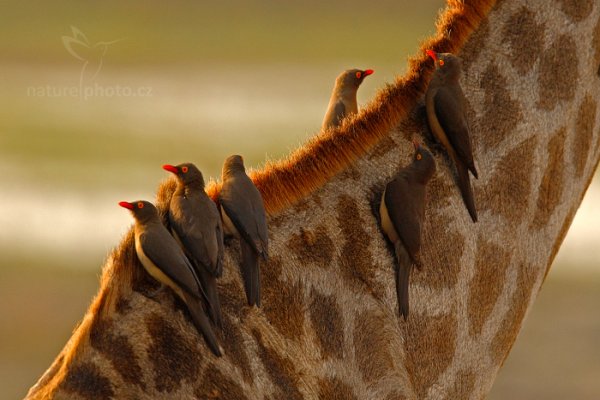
[456,161,478,222]
[395,241,412,321]
[195,266,223,329]
[241,239,261,307]
[182,292,222,357]
[468,162,479,179]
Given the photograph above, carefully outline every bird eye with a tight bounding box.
[182,166,188,173]
[356,71,362,79]
[137,202,144,209]
[439,59,445,66]
[416,153,422,160]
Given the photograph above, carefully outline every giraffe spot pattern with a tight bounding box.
[89,317,146,390]
[292,198,311,213]
[308,290,345,359]
[262,257,306,342]
[573,94,598,176]
[558,0,594,22]
[477,136,537,224]
[313,192,323,207]
[145,313,202,393]
[115,296,131,315]
[491,262,538,366]
[252,329,303,400]
[218,279,247,321]
[460,17,490,73]
[444,369,477,399]
[537,35,578,111]
[467,235,511,337]
[287,224,335,268]
[531,127,567,229]
[60,361,115,400]
[474,63,523,150]
[268,213,286,229]
[195,367,249,400]
[317,376,358,400]
[336,194,383,295]
[368,136,397,160]
[218,313,253,383]
[339,165,362,181]
[426,173,455,210]
[504,7,545,75]
[418,213,464,290]
[404,313,458,399]
[353,312,396,384]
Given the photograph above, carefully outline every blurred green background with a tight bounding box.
[1,1,598,399]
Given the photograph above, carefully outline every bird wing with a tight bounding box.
[394,240,413,320]
[214,217,225,276]
[170,194,223,277]
[323,99,346,129]
[332,100,346,126]
[434,86,475,170]
[240,238,261,306]
[384,173,425,264]
[139,229,205,300]
[220,175,268,257]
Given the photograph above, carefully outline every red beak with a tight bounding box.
[363,69,374,76]
[119,201,134,210]
[413,139,420,150]
[162,164,178,174]
[426,50,438,62]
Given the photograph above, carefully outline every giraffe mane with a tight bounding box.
[27,1,497,397]
[206,0,497,215]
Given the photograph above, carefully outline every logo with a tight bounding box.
[27,27,152,99]
[62,26,122,83]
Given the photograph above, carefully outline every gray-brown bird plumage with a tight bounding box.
[379,143,436,320]
[119,200,222,356]
[219,155,268,307]
[163,163,224,329]
[425,51,478,222]
[322,68,373,130]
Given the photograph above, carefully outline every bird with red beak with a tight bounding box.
[322,68,374,130]
[425,50,478,222]
[119,199,222,356]
[162,162,225,329]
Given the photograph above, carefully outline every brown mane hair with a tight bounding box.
[206,0,496,215]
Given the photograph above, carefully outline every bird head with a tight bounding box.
[338,68,374,89]
[426,50,462,80]
[163,163,205,187]
[119,200,158,222]
[412,140,436,183]
[222,154,246,177]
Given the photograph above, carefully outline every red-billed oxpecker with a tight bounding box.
[162,163,224,328]
[380,142,436,320]
[425,50,478,222]
[322,68,374,130]
[219,155,268,307]
[119,200,222,356]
